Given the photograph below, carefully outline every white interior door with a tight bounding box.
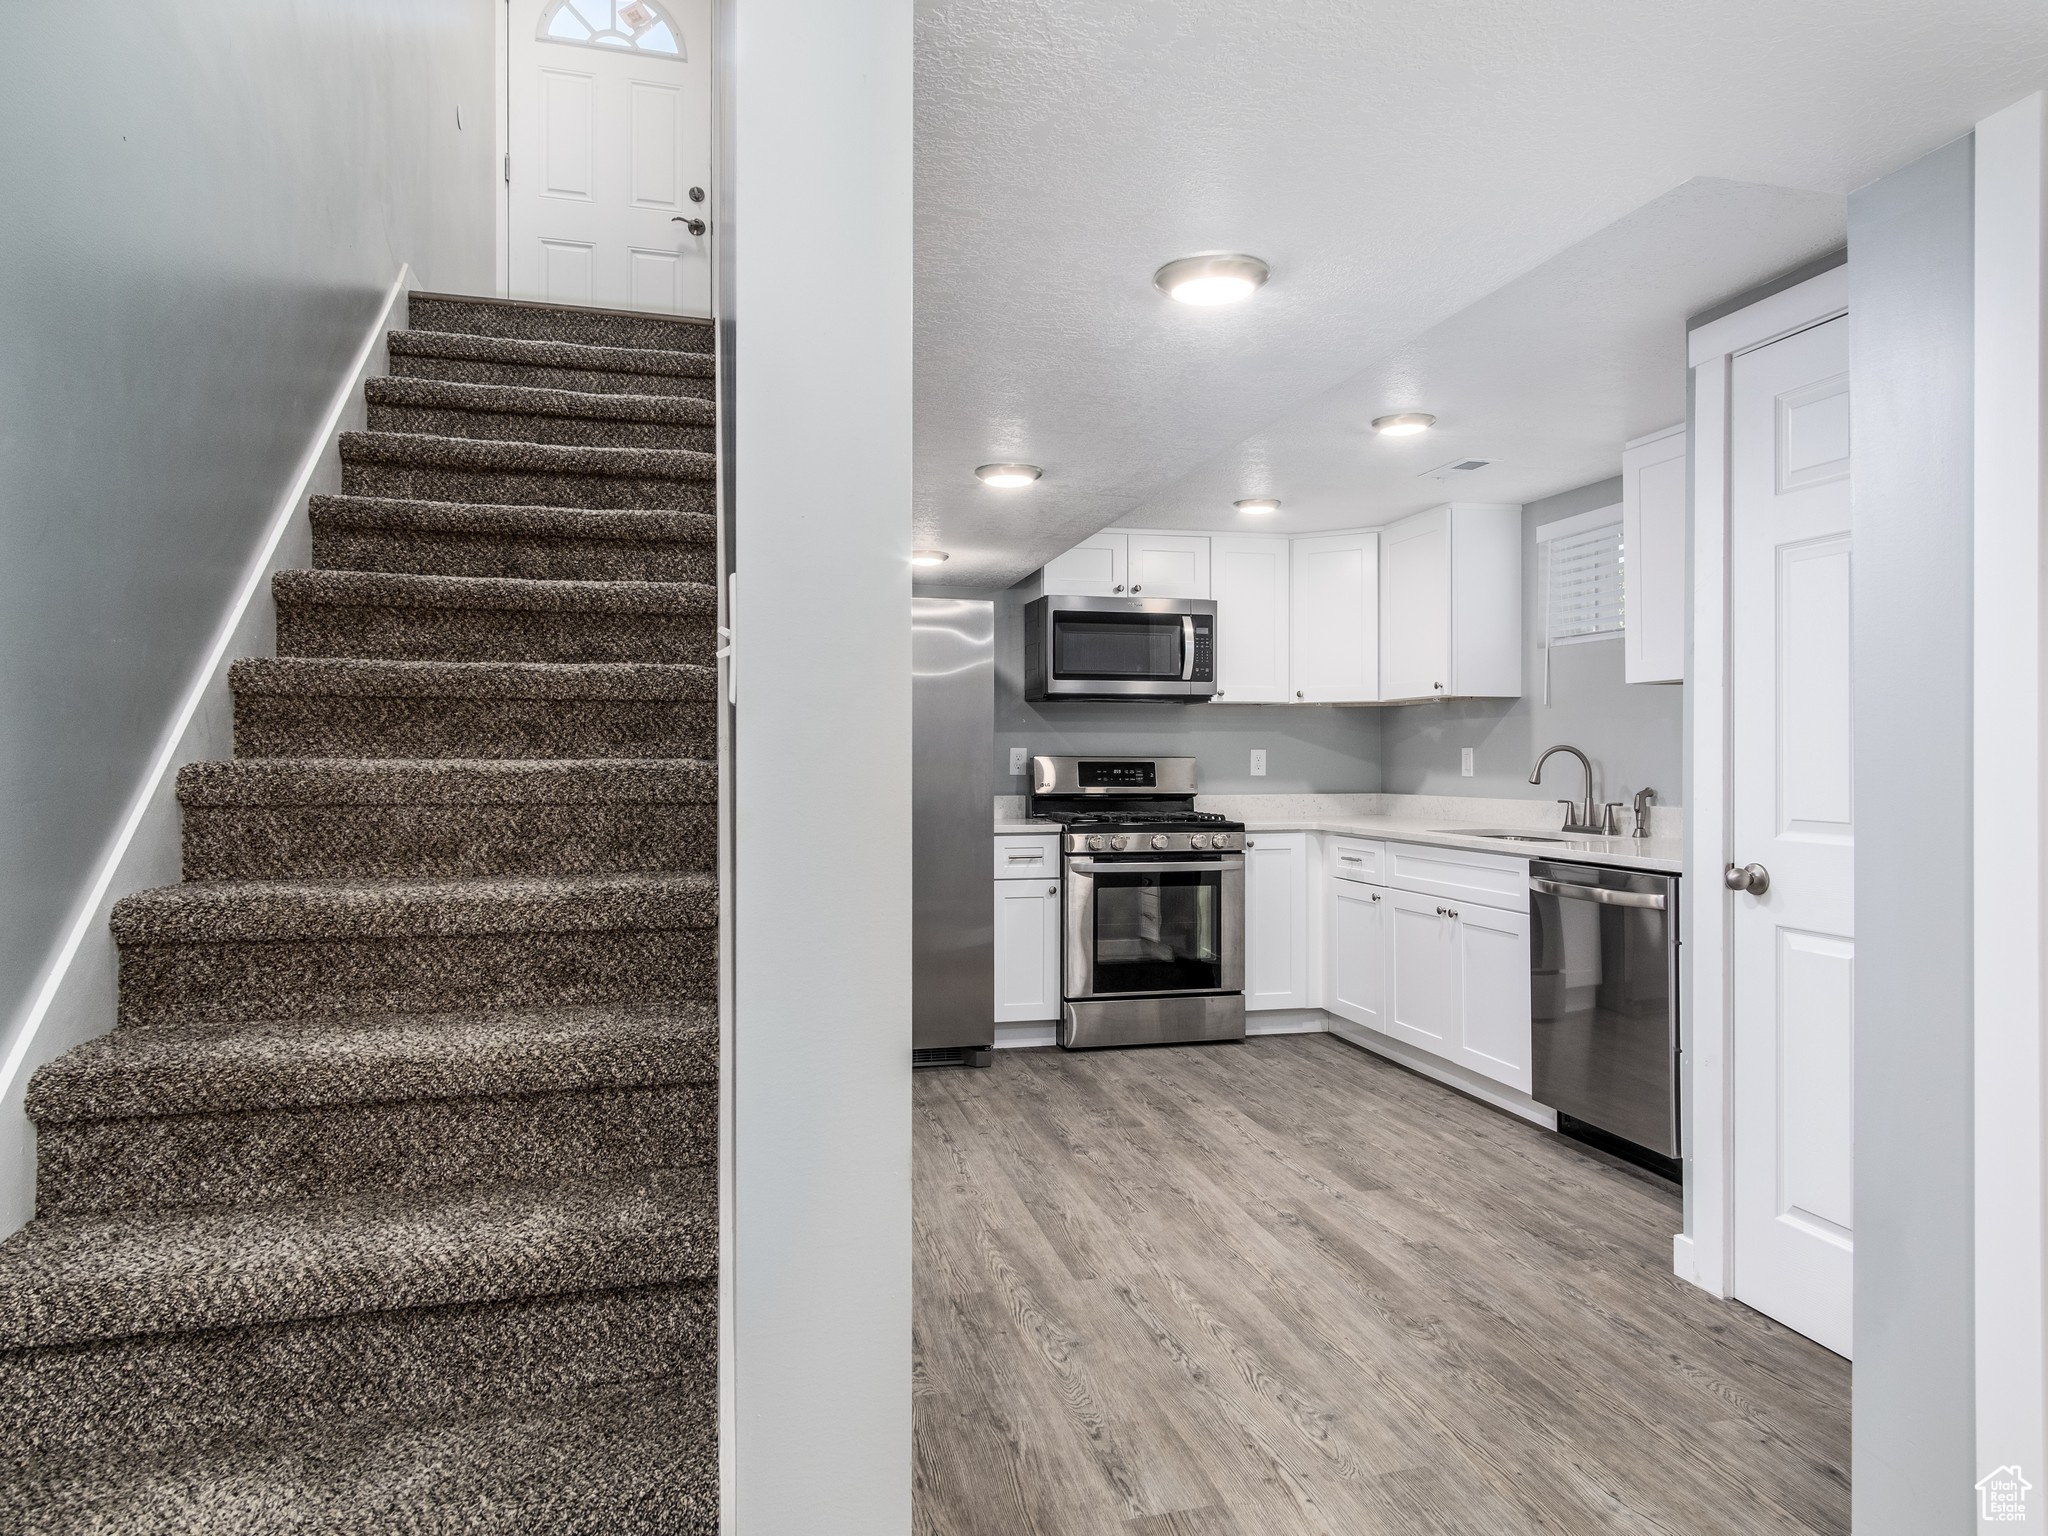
[509,0,712,315]
[1730,314,1855,1357]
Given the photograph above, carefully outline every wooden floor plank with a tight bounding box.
[914,1037,1850,1536]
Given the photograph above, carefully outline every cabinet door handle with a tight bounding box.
[1112,584,1124,593]
[1370,892,1381,903]
[1295,689,1305,699]
[1048,886,1059,896]
[1132,584,1143,593]
[1433,681,1445,691]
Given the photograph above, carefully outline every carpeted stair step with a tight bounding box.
[273,568,716,666]
[340,430,715,512]
[389,328,714,399]
[310,494,717,583]
[409,290,713,355]
[179,757,716,880]
[231,656,717,760]
[110,871,718,1029]
[1,1281,713,1467]
[5,1367,716,1536]
[29,1003,718,1217]
[364,375,715,451]
[0,1163,716,1350]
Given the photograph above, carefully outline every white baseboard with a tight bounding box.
[0,266,414,1238]
[1323,1015,1558,1129]
[1670,1233,1719,1294]
[1246,1007,1328,1036]
[993,1022,1057,1050]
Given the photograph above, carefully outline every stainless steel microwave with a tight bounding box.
[1023,595,1217,701]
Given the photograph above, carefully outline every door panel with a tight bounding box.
[1379,510,1450,700]
[1245,835,1308,1010]
[1385,888,1453,1053]
[993,882,1059,1023]
[1290,532,1379,703]
[1327,879,1388,1032]
[1730,313,1855,1357]
[1127,534,1209,599]
[1454,901,1532,1092]
[1041,536,1127,597]
[510,0,712,314]
[1209,535,1289,703]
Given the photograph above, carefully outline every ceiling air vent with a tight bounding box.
[1422,457,1494,481]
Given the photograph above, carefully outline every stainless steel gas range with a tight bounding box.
[1029,755,1247,1050]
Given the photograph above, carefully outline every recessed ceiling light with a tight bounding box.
[974,463,1042,488]
[910,549,949,567]
[1153,253,1270,306]
[1234,498,1280,515]
[1372,412,1437,436]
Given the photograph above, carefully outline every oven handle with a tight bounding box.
[1068,856,1246,875]
[1529,876,1665,910]
[1181,616,1196,681]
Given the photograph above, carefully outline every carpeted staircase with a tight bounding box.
[0,293,722,1533]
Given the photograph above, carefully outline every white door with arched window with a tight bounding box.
[508,0,712,315]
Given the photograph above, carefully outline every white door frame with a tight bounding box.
[1678,262,1849,1297]
[494,0,512,296]
[1974,90,2047,1500]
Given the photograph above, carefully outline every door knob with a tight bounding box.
[1725,862,1771,895]
[672,216,707,235]
[689,185,706,203]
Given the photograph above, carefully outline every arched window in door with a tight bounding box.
[538,0,684,57]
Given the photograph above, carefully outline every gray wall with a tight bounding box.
[991,583,1385,793]
[1849,133,1976,1535]
[1379,479,1684,808]
[727,0,914,1526]
[0,3,494,1084]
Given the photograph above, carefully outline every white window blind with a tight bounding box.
[1538,506,1624,647]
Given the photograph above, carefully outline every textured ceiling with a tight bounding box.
[913,0,2048,590]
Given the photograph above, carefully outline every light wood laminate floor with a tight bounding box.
[913,1035,1849,1536]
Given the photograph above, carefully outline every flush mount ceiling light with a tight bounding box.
[910,549,950,567]
[1371,412,1437,437]
[1234,498,1281,515]
[974,463,1042,488]
[1153,253,1270,306]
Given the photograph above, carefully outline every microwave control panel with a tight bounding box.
[1191,616,1214,681]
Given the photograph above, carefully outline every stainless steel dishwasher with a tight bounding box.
[1528,860,1680,1171]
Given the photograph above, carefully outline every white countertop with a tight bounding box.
[993,792,1683,874]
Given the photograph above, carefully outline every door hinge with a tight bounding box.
[503,153,511,184]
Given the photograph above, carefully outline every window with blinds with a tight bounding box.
[1538,507,1624,647]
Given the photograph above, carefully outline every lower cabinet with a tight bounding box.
[1325,875,1389,1033]
[993,876,1062,1023]
[1330,851,1533,1095]
[1244,833,1311,1010]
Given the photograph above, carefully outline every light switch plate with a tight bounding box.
[1461,747,1474,777]
[1250,749,1267,777]
[1008,746,1030,776]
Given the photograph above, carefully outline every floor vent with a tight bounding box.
[913,1046,993,1068]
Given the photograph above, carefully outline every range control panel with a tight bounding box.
[1063,829,1244,855]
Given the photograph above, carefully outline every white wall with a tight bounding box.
[1379,478,1684,806]
[0,1,495,1231]
[726,0,914,1529]
[1848,130,1977,1536]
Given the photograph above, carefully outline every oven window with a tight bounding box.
[1090,868,1222,993]
[1053,614,1184,680]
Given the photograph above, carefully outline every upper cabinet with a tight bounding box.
[1031,505,1521,705]
[1622,425,1686,685]
[1126,533,1210,598]
[1209,534,1291,704]
[1290,532,1380,703]
[1040,533,1129,597]
[1379,502,1521,702]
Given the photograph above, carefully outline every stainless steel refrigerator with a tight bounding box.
[912,597,995,1066]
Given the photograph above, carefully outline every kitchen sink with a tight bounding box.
[1428,828,1570,842]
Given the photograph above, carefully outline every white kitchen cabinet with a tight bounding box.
[1453,898,1532,1093]
[992,874,1062,1023]
[1385,887,1458,1055]
[1125,532,1210,598]
[1326,873,1389,1035]
[1622,424,1687,685]
[1378,502,1522,701]
[1040,533,1128,597]
[1244,832,1310,1010]
[1209,534,1291,703]
[1289,532,1380,703]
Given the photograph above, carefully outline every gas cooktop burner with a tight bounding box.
[1052,809,1236,828]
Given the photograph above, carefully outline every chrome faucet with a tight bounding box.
[1530,745,1601,834]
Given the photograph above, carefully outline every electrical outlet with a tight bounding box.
[1008,746,1030,776]
[1250,749,1267,777]
[1461,747,1474,777]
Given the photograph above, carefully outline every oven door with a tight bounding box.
[1065,855,1245,1000]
